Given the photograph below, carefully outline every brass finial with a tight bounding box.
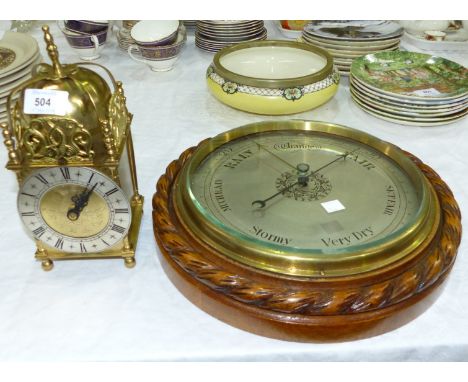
[42,24,64,78]
[1,123,20,165]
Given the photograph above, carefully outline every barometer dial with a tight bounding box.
[174,122,436,277]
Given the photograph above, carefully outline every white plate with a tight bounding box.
[304,21,403,42]
[0,74,33,99]
[0,52,39,82]
[197,27,266,42]
[351,93,468,125]
[195,29,267,52]
[0,54,41,90]
[351,86,467,117]
[350,77,468,111]
[328,46,399,59]
[0,31,38,77]
[304,41,400,57]
[302,34,401,50]
[350,74,468,106]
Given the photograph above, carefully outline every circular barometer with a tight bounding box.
[153,120,461,340]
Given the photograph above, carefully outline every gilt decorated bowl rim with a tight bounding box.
[211,40,334,89]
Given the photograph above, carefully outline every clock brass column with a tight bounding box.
[1,25,143,270]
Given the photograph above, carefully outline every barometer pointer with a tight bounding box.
[254,141,297,171]
[67,182,98,221]
[252,164,310,209]
[252,150,357,209]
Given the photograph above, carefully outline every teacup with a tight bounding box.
[399,20,450,37]
[130,20,179,47]
[128,26,186,71]
[65,20,109,34]
[61,30,108,60]
[58,20,109,60]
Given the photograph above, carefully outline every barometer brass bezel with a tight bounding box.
[173,120,439,277]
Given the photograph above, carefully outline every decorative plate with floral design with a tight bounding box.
[351,51,468,100]
[304,21,403,42]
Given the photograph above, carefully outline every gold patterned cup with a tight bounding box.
[58,20,108,60]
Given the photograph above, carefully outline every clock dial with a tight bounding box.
[18,167,132,253]
[174,122,436,277]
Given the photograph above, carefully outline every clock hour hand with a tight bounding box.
[67,182,98,221]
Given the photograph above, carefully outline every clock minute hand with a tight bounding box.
[67,182,98,221]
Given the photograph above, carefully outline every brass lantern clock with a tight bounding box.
[1,26,143,270]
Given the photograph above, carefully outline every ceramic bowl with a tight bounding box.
[131,20,179,47]
[128,27,186,71]
[64,20,109,34]
[206,40,339,115]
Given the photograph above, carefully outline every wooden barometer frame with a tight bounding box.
[152,121,461,341]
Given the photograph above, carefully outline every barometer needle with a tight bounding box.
[254,141,297,171]
[252,149,357,209]
[252,164,309,209]
[311,149,357,174]
[252,180,301,209]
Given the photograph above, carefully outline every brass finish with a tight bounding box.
[212,40,334,88]
[39,184,110,237]
[126,129,142,202]
[2,26,143,270]
[42,25,64,78]
[1,123,20,165]
[152,121,462,340]
[34,198,143,268]
[173,120,438,277]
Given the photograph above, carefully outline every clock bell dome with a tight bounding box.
[5,25,130,167]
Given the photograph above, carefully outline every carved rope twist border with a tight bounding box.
[152,144,462,316]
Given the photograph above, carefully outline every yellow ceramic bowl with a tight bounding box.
[206,40,340,115]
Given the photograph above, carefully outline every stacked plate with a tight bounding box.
[195,20,267,52]
[350,51,468,126]
[1,31,41,123]
[302,21,403,75]
[183,20,197,29]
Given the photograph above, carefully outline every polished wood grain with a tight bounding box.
[152,144,462,341]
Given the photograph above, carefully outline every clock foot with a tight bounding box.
[124,257,136,268]
[41,259,54,271]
